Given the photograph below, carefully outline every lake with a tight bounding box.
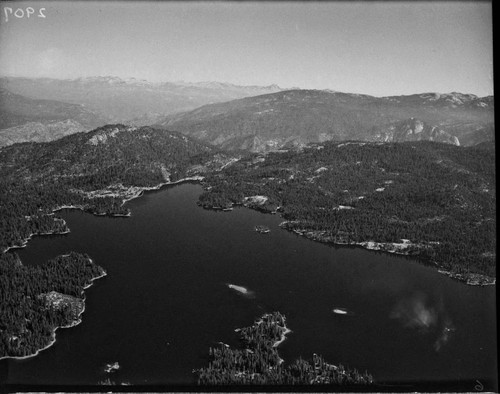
[1,183,497,390]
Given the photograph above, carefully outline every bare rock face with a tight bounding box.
[375,118,460,146]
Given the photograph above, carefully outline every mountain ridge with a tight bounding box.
[158,89,493,151]
[1,77,493,149]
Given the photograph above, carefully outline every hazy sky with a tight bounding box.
[0,1,493,96]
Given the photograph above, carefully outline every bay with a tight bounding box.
[2,183,497,389]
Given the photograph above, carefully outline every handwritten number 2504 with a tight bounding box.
[3,7,46,22]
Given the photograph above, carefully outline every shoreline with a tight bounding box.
[0,265,107,362]
[56,176,205,214]
[198,200,496,286]
[117,176,204,207]
[273,326,292,348]
[2,225,71,254]
[279,222,496,286]
[251,314,291,349]
[2,176,204,255]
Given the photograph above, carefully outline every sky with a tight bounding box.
[0,1,493,97]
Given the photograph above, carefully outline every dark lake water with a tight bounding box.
[1,183,497,390]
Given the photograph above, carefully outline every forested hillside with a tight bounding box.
[198,141,496,283]
[0,124,230,252]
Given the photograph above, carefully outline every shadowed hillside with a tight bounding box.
[0,88,107,146]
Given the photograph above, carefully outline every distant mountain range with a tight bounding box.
[0,77,494,150]
[158,89,494,151]
[0,76,283,126]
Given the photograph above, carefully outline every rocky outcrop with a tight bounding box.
[374,118,460,146]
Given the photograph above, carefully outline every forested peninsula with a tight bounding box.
[0,252,105,359]
[196,312,373,386]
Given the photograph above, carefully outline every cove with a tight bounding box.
[1,183,497,389]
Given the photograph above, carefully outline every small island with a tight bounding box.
[255,225,271,234]
[196,312,373,386]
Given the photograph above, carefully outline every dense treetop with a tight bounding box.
[196,312,373,386]
[0,252,105,358]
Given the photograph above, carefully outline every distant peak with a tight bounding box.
[264,84,281,90]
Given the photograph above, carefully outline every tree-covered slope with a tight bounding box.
[198,141,496,283]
